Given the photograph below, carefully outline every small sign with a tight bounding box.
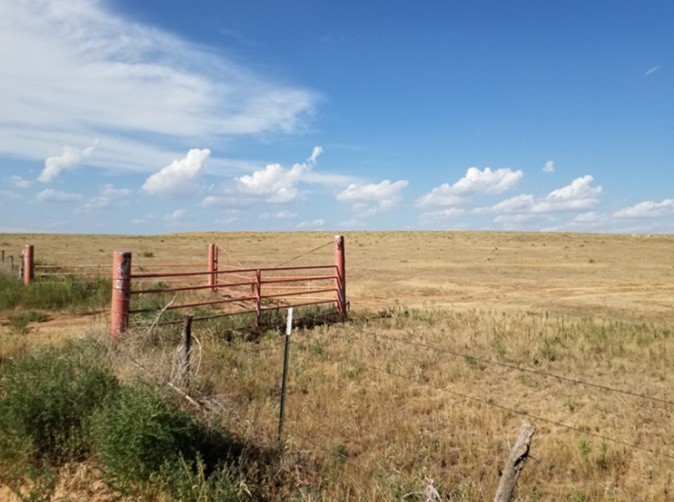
[286,307,293,336]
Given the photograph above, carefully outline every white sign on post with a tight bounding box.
[286,307,293,336]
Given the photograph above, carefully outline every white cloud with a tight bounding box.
[296,219,324,229]
[542,160,555,173]
[613,199,674,219]
[35,188,82,203]
[573,211,600,223]
[143,148,210,198]
[78,184,132,212]
[163,209,189,221]
[10,176,31,188]
[235,146,322,203]
[38,143,96,182]
[337,179,408,215]
[474,194,535,214]
[417,167,523,207]
[0,1,317,174]
[532,175,602,213]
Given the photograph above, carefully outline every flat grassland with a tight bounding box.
[1,231,673,500]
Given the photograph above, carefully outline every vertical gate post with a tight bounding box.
[23,244,34,285]
[254,269,262,328]
[208,244,218,292]
[334,235,346,316]
[111,251,132,340]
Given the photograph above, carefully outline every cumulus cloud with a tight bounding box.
[10,176,31,188]
[297,219,324,229]
[78,184,132,213]
[337,179,408,215]
[38,143,97,182]
[573,211,600,223]
[542,160,555,173]
[35,188,82,203]
[473,175,602,227]
[0,1,317,173]
[143,148,210,198]
[532,175,601,213]
[613,199,674,218]
[417,167,523,207]
[236,146,322,203]
[163,209,189,221]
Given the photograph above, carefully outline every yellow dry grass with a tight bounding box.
[1,230,673,500]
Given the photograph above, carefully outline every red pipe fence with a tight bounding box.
[110,235,346,338]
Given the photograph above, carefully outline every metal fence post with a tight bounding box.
[208,243,218,292]
[254,269,262,328]
[278,307,293,441]
[23,244,34,285]
[334,235,346,316]
[111,250,132,340]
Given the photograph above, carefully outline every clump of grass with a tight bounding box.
[0,271,110,312]
[6,310,51,333]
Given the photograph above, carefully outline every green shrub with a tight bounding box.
[90,383,244,498]
[0,342,119,497]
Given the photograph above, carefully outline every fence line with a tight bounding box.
[364,362,674,461]
[361,328,673,407]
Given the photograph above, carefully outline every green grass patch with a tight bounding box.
[0,272,110,313]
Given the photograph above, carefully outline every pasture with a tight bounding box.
[1,231,673,500]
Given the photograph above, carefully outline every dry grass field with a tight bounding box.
[1,231,673,500]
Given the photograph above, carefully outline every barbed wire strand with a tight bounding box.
[354,327,674,407]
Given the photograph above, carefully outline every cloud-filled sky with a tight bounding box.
[1,0,672,234]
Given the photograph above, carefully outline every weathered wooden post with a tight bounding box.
[334,235,346,316]
[494,420,536,502]
[208,243,218,292]
[179,315,193,387]
[111,251,132,340]
[9,255,14,271]
[23,244,34,285]
[1,250,4,263]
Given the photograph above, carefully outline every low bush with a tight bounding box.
[0,341,119,496]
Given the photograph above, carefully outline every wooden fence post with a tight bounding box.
[179,315,193,387]
[23,244,34,285]
[208,243,218,292]
[494,420,536,502]
[334,235,346,316]
[111,251,132,340]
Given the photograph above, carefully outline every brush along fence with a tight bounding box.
[110,235,346,337]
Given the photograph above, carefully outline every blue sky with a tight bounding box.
[1,0,672,234]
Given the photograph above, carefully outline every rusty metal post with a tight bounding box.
[254,269,262,328]
[208,243,218,292]
[334,235,346,316]
[111,251,132,340]
[23,244,34,285]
